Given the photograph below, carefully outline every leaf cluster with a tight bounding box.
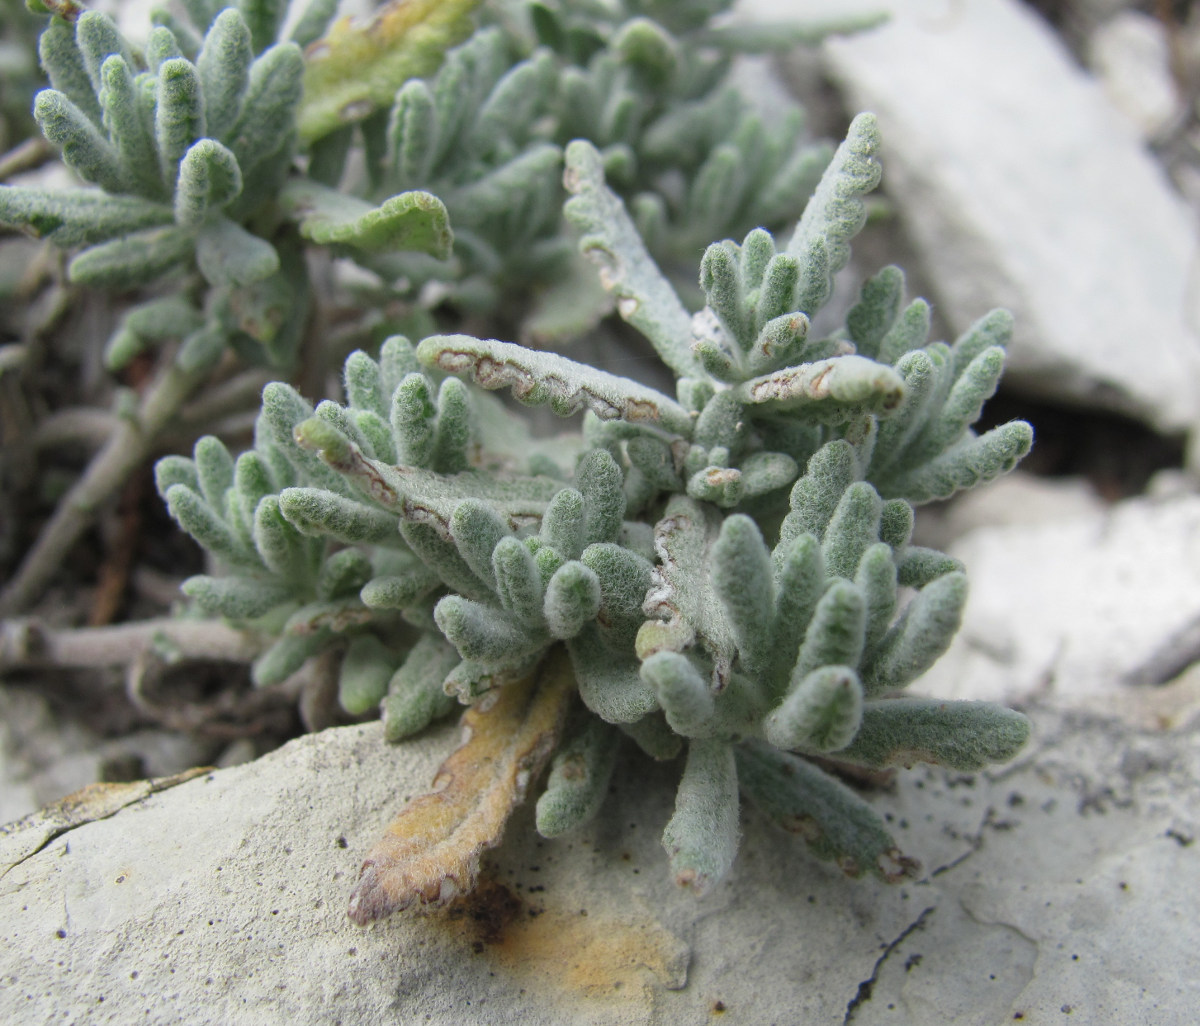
[158,110,1034,900]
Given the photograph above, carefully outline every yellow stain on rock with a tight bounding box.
[440,879,689,1006]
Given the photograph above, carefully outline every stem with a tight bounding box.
[0,138,55,182]
[0,616,264,672]
[0,359,202,615]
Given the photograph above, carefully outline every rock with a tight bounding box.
[1088,11,1182,137]
[0,684,213,825]
[2,702,1198,1023]
[916,492,1200,725]
[912,471,1105,550]
[743,0,1200,434]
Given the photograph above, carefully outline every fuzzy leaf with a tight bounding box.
[338,635,397,715]
[174,139,243,226]
[562,139,701,379]
[765,664,864,752]
[535,717,620,838]
[736,741,919,882]
[418,335,693,436]
[787,112,881,315]
[196,8,253,139]
[382,633,460,740]
[280,179,452,258]
[348,648,570,923]
[0,187,173,247]
[195,215,279,287]
[734,355,904,422]
[299,0,479,144]
[181,574,292,619]
[661,739,739,893]
[34,89,128,194]
[834,699,1031,771]
[67,225,194,288]
[278,487,401,546]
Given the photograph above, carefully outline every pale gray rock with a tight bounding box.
[742,0,1200,434]
[2,701,1198,1024]
[917,492,1200,724]
[1088,11,1182,136]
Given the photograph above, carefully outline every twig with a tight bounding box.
[0,358,203,615]
[0,138,55,183]
[0,616,265,673]
[33,407,117,451]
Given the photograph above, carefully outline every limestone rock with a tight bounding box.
[2,700,1199,1023]
[744,0,1200,434]
[917,492,1200,727]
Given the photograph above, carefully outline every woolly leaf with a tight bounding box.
[792,583,865,692]
[765,665,863,752]
[863,571,967,694]
[736,741,919,882]
[661,739,739,893]
[641,650,713,738]
[67,226,193,289]
[877,421,1034,504]
[543,560,601,639]
[299,0,480,144]
[227,42,303,179]
[155,58,205,180]
[196,8,253,140]
[339,635,397,716]
[787,112,881,315]
[34,89,128,194]
[0,188,174,247]
[181,574,292,619]
[98,56,161,198]
[712,514,774,677]
[174,140,243,226]
[195,215,279,287]
[382,633,460,740]
[39,18,103,126]
[252,632,328,687]
[280,179,452,258]
[418,335,692,436]
[278,487,402,546]
[835,699,1031,771]
[562,139,701,379]
[535,717,620,838]
[733,356,904,422]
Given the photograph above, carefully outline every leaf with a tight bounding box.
[67,226,194,289]
[280,179,452,258]
[736,741,919,882]
[347,647,571,923]
[298,0,480,145]
[418,334,693,436]
[562,139,701,380]
[733,355,904,422]
[0,187,174,247]
[661,738,739,893]
[786,112,882,315]
[834,699,1032,771]
[195,215,279,287]
[535,717,620,838]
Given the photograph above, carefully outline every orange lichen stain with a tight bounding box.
[439,879,688,1002]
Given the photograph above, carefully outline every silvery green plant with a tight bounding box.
[0,0,457,374]
[160,112,1034,909]
[303,0,870,336]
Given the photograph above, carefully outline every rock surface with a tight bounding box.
[3,694,1199,1024]
[918,491,1200,723]
[748,0,1200,434]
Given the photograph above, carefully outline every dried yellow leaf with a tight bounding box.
[347,648,572,924]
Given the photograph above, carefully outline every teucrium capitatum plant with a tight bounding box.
[156,107,1033,920]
